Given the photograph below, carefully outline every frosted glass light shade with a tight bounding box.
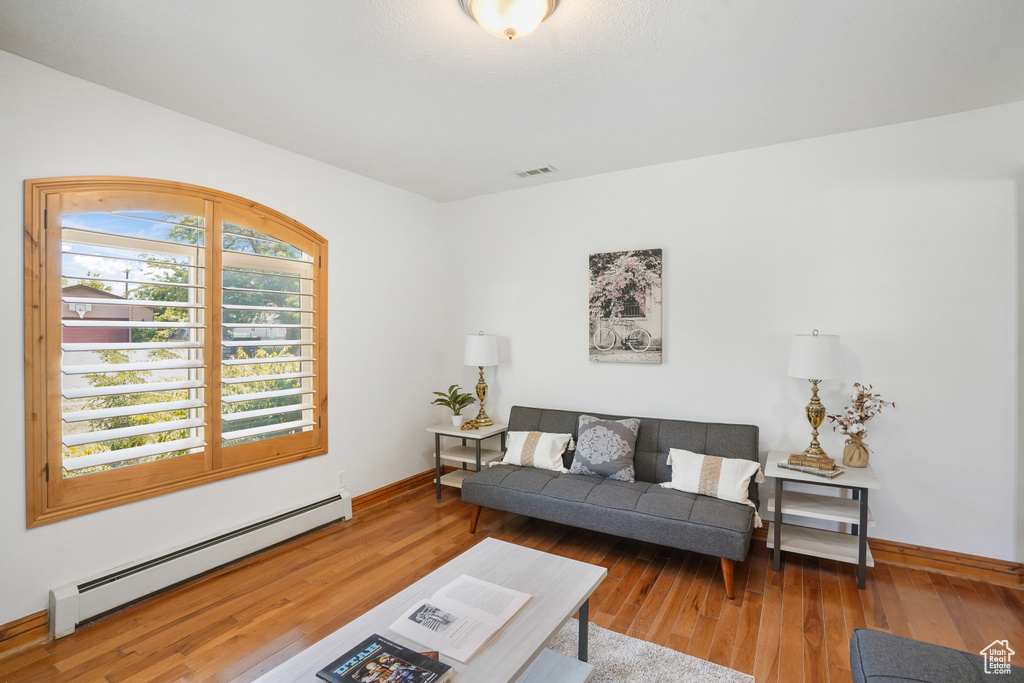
[788,333,843,380]
[464,333,499,366]
[461,0,559,40]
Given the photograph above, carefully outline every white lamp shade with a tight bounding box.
[464,333,499,367]
[788,333,843,380]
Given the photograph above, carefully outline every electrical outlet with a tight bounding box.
[337,470,348,491]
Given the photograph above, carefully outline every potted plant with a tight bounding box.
[431,384,476,427]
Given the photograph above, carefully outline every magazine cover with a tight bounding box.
[316,634,451,683]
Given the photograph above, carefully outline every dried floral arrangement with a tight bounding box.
[827,383,895,449]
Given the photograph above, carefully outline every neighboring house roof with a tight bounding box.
[62,284,127,300]
[61,284,156,322]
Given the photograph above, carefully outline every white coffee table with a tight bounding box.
[255,538,607,682]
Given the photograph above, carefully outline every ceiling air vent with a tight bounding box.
[513,165,558,178]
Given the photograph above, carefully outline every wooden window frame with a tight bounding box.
[24,176,329,527]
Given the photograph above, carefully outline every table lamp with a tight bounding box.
[464,332,499,427]
[788,330,843,462]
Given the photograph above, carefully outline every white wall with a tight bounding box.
[0,51,446,624]
[3,46,1023,627]
[441,102,1024,562]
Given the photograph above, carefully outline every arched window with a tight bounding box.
[24,177,328,526]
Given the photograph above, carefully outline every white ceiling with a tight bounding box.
[2,0,1023,202]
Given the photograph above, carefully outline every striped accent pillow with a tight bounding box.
[662,448,765,528]
[501,431,572,472]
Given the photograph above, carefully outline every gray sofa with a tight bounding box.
[850,628,1024,682]
[461,406,760,599]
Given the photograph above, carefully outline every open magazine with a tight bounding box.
[388,575,531,663]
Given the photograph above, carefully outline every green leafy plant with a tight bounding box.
[430,384,476,415]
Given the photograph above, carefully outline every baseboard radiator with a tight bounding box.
[49,492,352,639]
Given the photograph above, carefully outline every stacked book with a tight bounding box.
[777,461,845,479]
[787,453,837,470]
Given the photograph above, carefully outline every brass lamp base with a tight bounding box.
[472,366,494,427]
[797,378,833,466]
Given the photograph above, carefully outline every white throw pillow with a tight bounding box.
[662,448,765,527]
[501,431,572,472]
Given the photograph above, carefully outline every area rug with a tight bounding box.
[547,620,754,683]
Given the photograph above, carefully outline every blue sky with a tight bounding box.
[61,212,198,284]
[62,212,203,242]
[60,212,308,288]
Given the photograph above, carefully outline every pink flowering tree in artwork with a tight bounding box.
[589,250,662,320]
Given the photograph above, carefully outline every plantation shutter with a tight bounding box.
[59,193,209,475]
[217,206,320,460]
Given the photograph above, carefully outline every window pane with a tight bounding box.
[223,222,304,260]
[61,210,207,478]
[221,222,315,446]
[63,212,205,246]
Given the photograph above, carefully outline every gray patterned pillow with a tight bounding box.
[569,415,641,482]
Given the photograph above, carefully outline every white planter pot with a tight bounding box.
[451,414,466,427]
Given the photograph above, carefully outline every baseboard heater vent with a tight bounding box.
[49,491,352,639]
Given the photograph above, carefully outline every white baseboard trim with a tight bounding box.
[49,491,352,639]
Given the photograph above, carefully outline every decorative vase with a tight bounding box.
[451,414,466,427]
[843,436,870,468]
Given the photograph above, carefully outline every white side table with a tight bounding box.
[765,450,881,589]
[426,423,508,498]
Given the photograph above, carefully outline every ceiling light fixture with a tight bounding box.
[460,0,559,40]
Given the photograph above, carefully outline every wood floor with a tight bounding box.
[3,483,1024,682]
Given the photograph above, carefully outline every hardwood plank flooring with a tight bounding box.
[4,484,1024,682]
[752,571,784,683]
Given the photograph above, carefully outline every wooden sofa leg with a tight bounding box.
[721,558,735,600]
[469,505,482,533]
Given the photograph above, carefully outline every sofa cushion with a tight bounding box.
[570,415,641,481]
[632,485,697,521]
[584,479,649,510]
[540,473,602,502]
[661,448,764,529]
[663,449,762,502]
[501,431,571,472]
[472,465,559,494]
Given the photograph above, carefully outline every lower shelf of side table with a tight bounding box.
[767,522,874,567]
[440,445,504,466]
[437,470,474,489]
[765,490,875,527]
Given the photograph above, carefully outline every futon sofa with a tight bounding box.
[461,406,760,599]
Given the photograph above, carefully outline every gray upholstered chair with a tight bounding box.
[850,628,1024,682]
